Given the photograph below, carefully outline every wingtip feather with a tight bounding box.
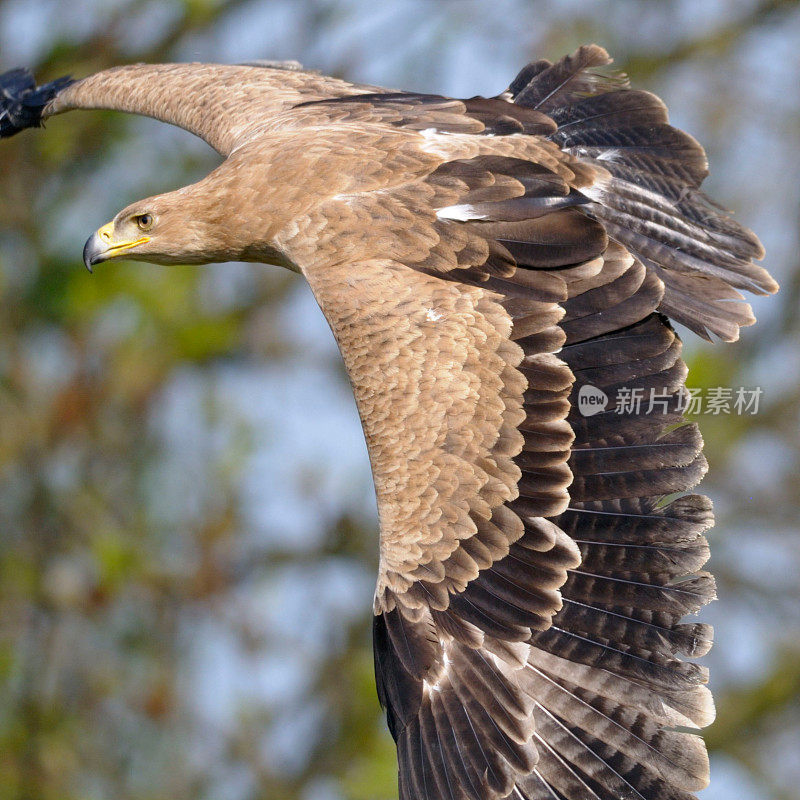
[0,68,74,137]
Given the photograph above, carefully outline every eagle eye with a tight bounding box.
[136,213,154,231]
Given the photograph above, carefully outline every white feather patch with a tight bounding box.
[435,203,486,222]
[425,308,444,322]
[595,147,623,162]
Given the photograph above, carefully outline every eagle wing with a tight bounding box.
[0,60,379,155]
[279,46,775,800]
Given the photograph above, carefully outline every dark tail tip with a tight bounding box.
[0,68,74,138]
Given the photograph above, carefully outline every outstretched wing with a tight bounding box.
[0,60,376,155]
[279,46,775,800]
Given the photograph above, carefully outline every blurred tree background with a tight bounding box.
[1,1,799,798]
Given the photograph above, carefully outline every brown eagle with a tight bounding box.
[1,46,777,800]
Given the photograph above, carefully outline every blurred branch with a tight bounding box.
[623,0,799,79]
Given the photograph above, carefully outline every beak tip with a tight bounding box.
[83,233,102,273]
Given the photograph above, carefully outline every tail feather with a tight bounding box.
[507,45,777,340]
[509,45,622,113]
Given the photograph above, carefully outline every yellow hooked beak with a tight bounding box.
[83,222,150,272]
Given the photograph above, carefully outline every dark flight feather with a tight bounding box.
[0,68,74,137]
